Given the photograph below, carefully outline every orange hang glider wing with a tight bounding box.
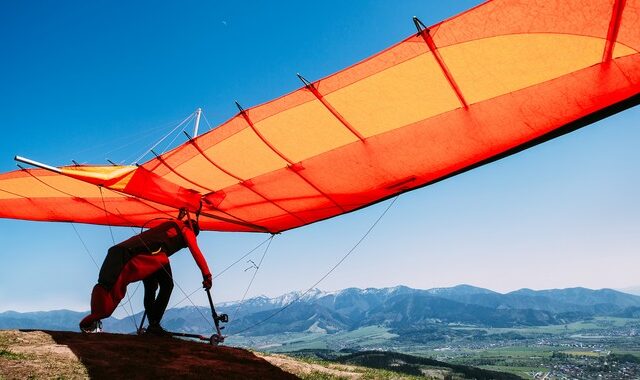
[1,0,639,233]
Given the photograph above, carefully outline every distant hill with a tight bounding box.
[618,286,640,296]
[2,285,640,337]
[0,310,91,331]
[421,286,640,314]
[335,351,522,380]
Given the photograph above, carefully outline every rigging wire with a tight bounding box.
[68,116,188,163]
[167,236,273,309]
[214,237,273,280]
[70,223,100,269]
[228,195,399,337]
[99,187,116,246]
[157,254,213,329]
[202,112,214,131]
[161,117,192,154]
[99,187,138,328]
[232,235,275,319]
[131,112,195,165]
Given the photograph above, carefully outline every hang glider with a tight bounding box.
[1,0,638,234]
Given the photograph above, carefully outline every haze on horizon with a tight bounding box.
[1,0,639,316]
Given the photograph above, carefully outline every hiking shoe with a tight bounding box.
[145,324,172,337]
[80,320,103,333]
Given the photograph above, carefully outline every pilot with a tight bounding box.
[79,213,212,335]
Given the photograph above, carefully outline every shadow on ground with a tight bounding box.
[20,330,298,379]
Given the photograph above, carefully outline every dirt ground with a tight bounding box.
[0,330,88,379]
[0,330,298,380]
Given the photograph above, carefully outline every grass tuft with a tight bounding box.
[0,349,27,360]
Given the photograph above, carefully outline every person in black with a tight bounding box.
[79,217,212,333]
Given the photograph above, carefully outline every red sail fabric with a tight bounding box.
[1,0,639,234]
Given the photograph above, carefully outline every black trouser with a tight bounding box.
[143,262,174,325]
[98,246,135,290]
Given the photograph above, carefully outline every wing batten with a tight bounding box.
[603,0,627,62]
[186,139,245,182]
[414,18,469,109]
[0,185,25,198]
[236,102,296,165]
[150,150,214,193]
[297,74,367,142]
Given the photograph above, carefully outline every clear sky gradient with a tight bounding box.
[1,1,639,315]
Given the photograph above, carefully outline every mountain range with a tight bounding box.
[2,285,640,336]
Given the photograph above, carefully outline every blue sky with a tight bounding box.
[1,1,639,315]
